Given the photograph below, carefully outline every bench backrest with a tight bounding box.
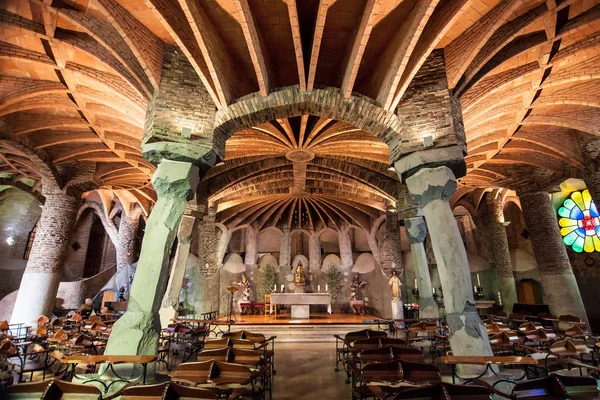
[119,382,169,399]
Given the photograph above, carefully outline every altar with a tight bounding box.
[270,293,332,319]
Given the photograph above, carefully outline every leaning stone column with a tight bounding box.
[11,193,78,324]
[104,160,198,357]
[193,208,221,315]
[159,213,199,327]
[484,195,517,312]
[519,190,590,329]
[405,166,492,363]
[405,217,438,319]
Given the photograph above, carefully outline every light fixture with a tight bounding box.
[181,127,192,138]
[387,165,396,172]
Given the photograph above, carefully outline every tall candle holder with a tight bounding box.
[474,285,485,301]
[412,287,420,301]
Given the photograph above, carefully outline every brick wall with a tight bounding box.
[396,49,466,158]
[378,213,403,269]
[198,210,219,277]
[63,210,93,281]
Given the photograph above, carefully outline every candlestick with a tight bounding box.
[325,284,328,291]
[280,284,284,292]
[273,284,277,291]
[477,274,481,286]
[414,278,417,289]
[318,285,320,293]
[474,285,477,293]
[432,287,435,294]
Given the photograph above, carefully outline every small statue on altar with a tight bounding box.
[294,263,306,284]
[381,263,404,320]
[234,274,251,301]
[349,273,368,315]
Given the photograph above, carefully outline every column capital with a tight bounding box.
[405,166,457,207]
[405,216,427,244]
[393,146,465,182]
[152,159,199,201]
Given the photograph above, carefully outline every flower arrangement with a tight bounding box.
[324,264,343,300]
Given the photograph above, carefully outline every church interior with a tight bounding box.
[2,0,600,398]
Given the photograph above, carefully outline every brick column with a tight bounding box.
[11,193,78,324]
[404,217,438,318]
[115,208,141,298]
[519,191,590,329]
[485,195,518,312]
[379,211,403,270]
[405,166,492,365]
[578,133,600,204]
[104,160,198,358]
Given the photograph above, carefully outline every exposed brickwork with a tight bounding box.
[519,191,574,275]
[378,212,403,270]
[143,45,215,149]
[483,195,513,278]
[24,193,78,274]
[198,209,219,277]
[396,50,466,159]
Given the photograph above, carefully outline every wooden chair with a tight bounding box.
[44,380,102,400]
[400,360,441,384]
[512,375,598,399]
[391,382,492,399]
[3,379,53,399]
[171,361,214,386]
[197,347,231,363]
[264,294,274,316]
[119,382,169,399]
[203,338,231,350]
[164,383,221,399]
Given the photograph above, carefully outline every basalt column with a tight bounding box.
[11,193,78,324]
[404,166,492,362]
[194,208,221,315]
[519,191,590,330]
[404,217,438,318]
[484,194,517,312]
[104,160,198,357]
[159,213,199,327]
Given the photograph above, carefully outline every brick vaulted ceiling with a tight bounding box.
[2,0,600,227]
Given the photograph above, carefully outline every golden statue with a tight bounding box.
[294,263,306,284]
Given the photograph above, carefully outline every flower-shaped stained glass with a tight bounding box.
[558,189,600,253]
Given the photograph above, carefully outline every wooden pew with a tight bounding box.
[389,382,492,399]
[441,355,537,385]
[512,375,598,399]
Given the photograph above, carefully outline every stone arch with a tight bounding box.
[319,228,339,254]
[258,226,283,253]
[212,86,402,161]
[258,254,280,274]
[353,253,376,274]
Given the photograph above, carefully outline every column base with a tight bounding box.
[11,272,60,325]
[541,273,590,330]
[498,276,518,313]
[447,304,493,376]
[418,296,439,319]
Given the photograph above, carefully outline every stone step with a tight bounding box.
[228,323,384,342]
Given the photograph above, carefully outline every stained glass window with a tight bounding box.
[558,189,600,253]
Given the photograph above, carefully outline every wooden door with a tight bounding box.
[517,281,537,304]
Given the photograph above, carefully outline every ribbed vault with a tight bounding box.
[205,115,398,232]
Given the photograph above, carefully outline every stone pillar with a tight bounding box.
[11,193,78,324]
[379,210,403,270]
[519,191,590,329]
[405,166,492,363]
[115,208,141,297]
[484,195,517,312]
[338,227,353,270]
[193,208,221,314]
[309,234,321,272]
[279,228,291,269]
[104,160,198,357]
[159,214,198,327]
[244,226,258,268]
[405,217,438,318]
[216,226,231,266]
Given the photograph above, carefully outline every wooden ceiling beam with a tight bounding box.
[285,0,307,91]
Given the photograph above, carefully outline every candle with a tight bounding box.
[477,274,481,286]
[280,284,284,292]
[498,291,502,306]
[318,285,321,292]
[325,284,328,291]
[432,287,435,294]
[414,278,417,289]
[273,284,277,291]
[474,285,477,293]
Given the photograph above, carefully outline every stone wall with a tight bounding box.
[396,49,466,157]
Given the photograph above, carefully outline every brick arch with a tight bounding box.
[212,85,402,162]
[0,181,44,204]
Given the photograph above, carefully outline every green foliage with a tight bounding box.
[259,264,276,300]
[324,264,344,300]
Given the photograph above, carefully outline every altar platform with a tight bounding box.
[224,313,385,342]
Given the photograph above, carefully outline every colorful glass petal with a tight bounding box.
[559,190,600,253]
[584,236,595,252]
[572,191,585,212]
[573,236,585,253]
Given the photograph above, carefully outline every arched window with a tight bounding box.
[558,189,600,253]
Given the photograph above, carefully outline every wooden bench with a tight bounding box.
[441,355,537,386]
[512,374,598,399]
[333,328,387,377]
[387,382,492,399]
[4,379,103,400]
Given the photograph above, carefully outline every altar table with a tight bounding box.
[270,293,332,318]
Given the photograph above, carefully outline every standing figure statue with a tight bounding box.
[294,263,306,284]
[381,263,404,320]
